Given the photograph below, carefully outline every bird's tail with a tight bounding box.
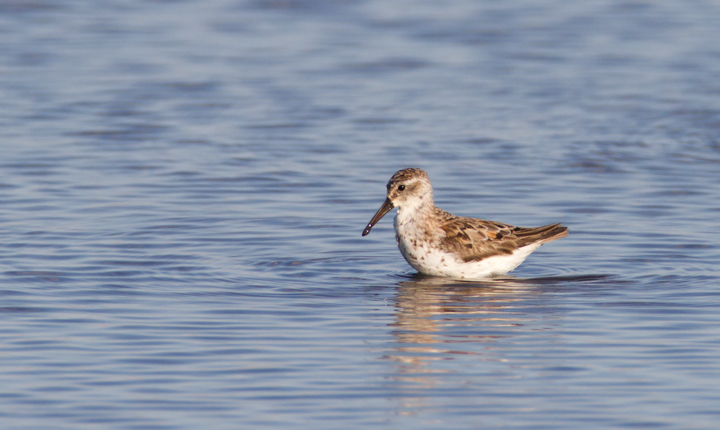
[515,223,568,246]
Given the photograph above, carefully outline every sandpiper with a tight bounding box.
[362,168,568,279]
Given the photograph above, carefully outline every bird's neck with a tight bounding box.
[396,200,436,226]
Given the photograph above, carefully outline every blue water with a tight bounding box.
[1,0,720,428]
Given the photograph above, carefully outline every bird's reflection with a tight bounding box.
[386,274,608,383]
[386,275,548,388]
[383,273,609,413]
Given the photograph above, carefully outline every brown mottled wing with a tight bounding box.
[439,216,568,262]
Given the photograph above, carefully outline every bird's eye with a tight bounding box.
[398,185,406,191]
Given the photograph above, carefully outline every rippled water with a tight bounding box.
[1,0,720,428]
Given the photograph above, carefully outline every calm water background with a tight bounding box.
[1,0,720,428]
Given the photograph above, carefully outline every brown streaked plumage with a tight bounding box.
[362,168,568,279]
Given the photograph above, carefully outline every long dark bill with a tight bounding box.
[362,198,394,236]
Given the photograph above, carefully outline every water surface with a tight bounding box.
[1,0,720,429]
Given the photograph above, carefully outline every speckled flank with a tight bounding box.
[364,168,568,279]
